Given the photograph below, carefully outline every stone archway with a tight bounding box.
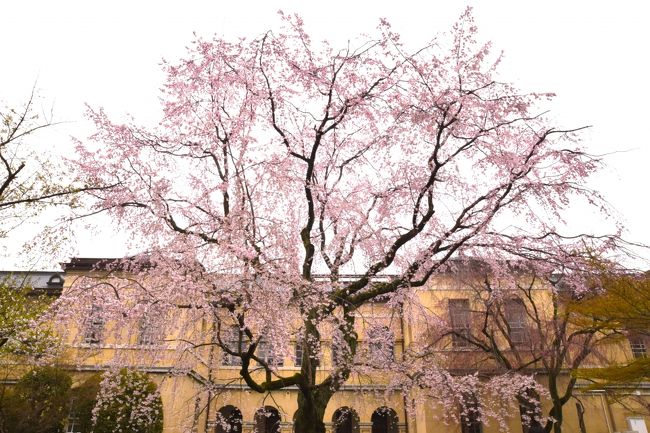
[215,405,242,433]
[254,406,281,433]
[371,407,398,433]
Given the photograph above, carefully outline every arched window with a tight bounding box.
[254,406,281,433]
[367,326,395,365]
[332,407,360,433]
[460,394,482,433]
[518,389,544,433]
[215,405,242,433]
[371,407,398,433]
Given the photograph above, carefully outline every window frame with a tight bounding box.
[629,336,647,359]
[221,326,243,367]
[448,298,472,349]
[137,312,162,346]
[367,326,395,364]
[257,338,284,367]
[82,304,104,346]
[504,299,528,345]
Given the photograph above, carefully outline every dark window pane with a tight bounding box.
[448,299,471,348]
[215,405,242,433]
[629,337,647,359]
[371,407,398,433]
[504,299,528,345]
[254,407,281,433]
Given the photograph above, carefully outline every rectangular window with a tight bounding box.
[295,340,303,367]
[65,415,80,433]
[295,339,321,368]
[65,399,81,433]
[83,304,104,345]
[138,314,159,346]
[367,326,395,363]
[627,417,649,433]
[629,337,647,359]
[222,326,242,366]
[448,299,471,348]
[504,299,528,345]
[258,339,284,367]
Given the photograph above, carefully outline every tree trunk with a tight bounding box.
[544,373,565,433]
[292,309,354,433]
[553,408,563,433]
[576,402,587,433]
[293,386,333,433]
[544,402,564,433]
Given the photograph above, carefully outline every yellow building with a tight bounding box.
[3,260,650,433]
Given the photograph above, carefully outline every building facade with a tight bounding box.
[2,261,650,433]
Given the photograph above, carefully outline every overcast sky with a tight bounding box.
[2,0,649,269]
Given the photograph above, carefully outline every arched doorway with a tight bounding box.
[518,388,543,433]
[371,407,398,433]
[460,394,482,433]
[332,407,360,433]
[215,405,242,433]
[254,406,281,433]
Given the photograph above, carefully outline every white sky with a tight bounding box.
[1,0,649,269]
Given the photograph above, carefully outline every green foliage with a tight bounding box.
[0,366,72,433]
[574,273,650,387]
[577,273,650,332]
[92,369,163,433]
[576,357,650,384]
[0,281,59,359]
[0,368,163,433]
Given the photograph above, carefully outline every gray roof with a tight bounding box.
[0,271,65,294]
